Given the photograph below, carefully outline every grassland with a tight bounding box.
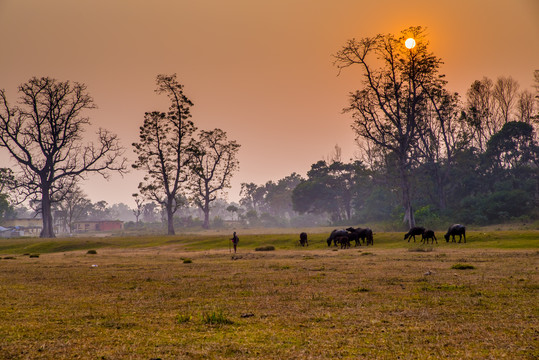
[0,229,537,359]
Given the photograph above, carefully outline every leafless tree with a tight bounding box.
[132,74,196,235]
[493,76,519,124]
[0,77,127,237]
[55,186,92,234]
[189,128,240,229]
[334,26,446,228]
[132,193,144,225]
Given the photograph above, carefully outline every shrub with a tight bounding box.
[87,250,97,255]
[29,254,40,258]
[182,258,192,264]
[255,245,275,251]
[451,263,475,270]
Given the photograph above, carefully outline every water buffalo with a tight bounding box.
[299,232,308,247]
[327,229,350,248]
[422,229,437,244]
[404,226,426,242]
[444,224,466,243]
[345,227,374,246]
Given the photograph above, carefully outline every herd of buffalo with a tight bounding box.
[298,224,466,248]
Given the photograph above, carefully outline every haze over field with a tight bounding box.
[1,0,537,206]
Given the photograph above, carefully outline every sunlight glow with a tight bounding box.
[405,38,416,49]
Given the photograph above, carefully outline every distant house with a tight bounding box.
[73,220,124,233]
[1,218,43,237]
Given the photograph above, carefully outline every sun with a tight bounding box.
[405,38,416,49]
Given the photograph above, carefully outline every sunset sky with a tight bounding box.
[1,0,538,206]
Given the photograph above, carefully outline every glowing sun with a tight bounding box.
[405,38,416,49]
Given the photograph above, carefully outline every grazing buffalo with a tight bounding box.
[422,229,437,244]
[444,224,466,243]
[299,232,308,247]
[404,226,426,242]
[327,229,350,248]
[346,227,374,246]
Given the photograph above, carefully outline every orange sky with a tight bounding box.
[1,0,538,206]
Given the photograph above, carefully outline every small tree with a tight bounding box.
[132,74,196,235]
[55,186,92,233]
[189,129,240,229]
[0,77,127,237]
[132,193,144,225]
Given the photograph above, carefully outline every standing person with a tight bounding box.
[230,232,239,253]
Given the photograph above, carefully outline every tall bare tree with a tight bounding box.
[334,26,446,228]
[189,128,240,229]
[132,74,195,235]
[0,77,127,237]
[493,76,519,124]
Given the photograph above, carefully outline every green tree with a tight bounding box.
[132,74,195,235]
[0,77,127,237]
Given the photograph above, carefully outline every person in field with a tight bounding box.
[230,232,239,253]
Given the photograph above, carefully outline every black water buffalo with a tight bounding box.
[327,229,350,248]
[299,232,308,247]
[422,229,437,244]
[444,224,466,243]
[345,227,374,246]
[404,226,426,242]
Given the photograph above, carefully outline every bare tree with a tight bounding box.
[0,77,127,237]
[493,76,519,124]
[55,186,92,233]
[189,128,240,229]
[334,26,446,228]
[132,74,195,235]
[132,193,144,225]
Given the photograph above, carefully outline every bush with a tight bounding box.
[182,258,192,264]
[86,250,97,255]
[29,254,40,258]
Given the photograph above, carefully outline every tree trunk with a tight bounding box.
[399,163,415,229]
[166,199,175,235]
[40,186,55,238]
[202,201,210,229]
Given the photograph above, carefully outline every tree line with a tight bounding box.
[0,26,537,236]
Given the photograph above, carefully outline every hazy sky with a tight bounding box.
[1,0,538,206]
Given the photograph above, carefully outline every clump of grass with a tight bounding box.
[201,310,233,325]
[451,263,475,270]
[352,287,369,293]
[3,256,15,260]
[29,254,40,258]
[86,250,97,255]
[408,247,434,252]
[176,313,192,323]
[255,245,275,251]
[182,258,192,264]
[360,252,374,256]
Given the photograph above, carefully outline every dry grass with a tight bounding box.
[0,246,537,359]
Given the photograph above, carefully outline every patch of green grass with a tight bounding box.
[201,310,233,325]
[451,263,476,270]
[176,313,192,323]
[255,245,275,251]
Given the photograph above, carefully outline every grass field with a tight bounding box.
[0,229,537,359]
